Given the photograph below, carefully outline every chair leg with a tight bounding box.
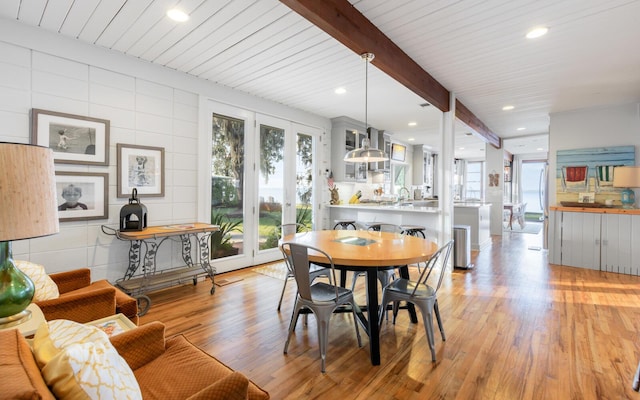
[633,359,640,391]
[378,291,389,329]
[422,309,437,362]
[284,301,302,354]
[277,277,290,311]
[433,299,446,341]
[351,301,362,347]
[315,311,332,373]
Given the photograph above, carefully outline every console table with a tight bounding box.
[102,223,219,315]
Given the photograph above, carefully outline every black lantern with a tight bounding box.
[119,189,147,232]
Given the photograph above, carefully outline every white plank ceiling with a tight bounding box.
[1,0,639,158]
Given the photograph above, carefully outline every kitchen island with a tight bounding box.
[328,202,440,240]
[329,201,491,251]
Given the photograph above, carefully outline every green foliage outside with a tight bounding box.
[210,209,243,257]
[261,206,312,250]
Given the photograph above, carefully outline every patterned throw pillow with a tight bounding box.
[33,319,142,400]
[15,260,59,301]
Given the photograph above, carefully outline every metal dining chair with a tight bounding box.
[350,223,402,292]
[379,240,454,362]
[281,242,362,373]
[276,223,330,311]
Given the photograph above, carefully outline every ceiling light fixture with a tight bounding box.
[517,127,526,131]
[408,138,415,142]
[408,122,417,127]
[335,87,346,95]
[526,26,548,39]
[344,53,388,163]
[502,105,515,111]
[167,8,189,22]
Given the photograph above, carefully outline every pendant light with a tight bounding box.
[344,53,388,163]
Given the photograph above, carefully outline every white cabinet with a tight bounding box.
[330,116,367,181]
[557,211,601,270]
[550,210,640,275]
[453,204,491,251]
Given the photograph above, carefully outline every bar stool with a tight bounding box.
[400,224,426,238]
[333,219,357,230]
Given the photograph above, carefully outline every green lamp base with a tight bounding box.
[0,241,35,321]
[0,309,32,329]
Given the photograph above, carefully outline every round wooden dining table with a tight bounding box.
[282,229,438,366]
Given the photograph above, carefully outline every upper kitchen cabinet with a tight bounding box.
[413,145,435,193]
[330,116,367,182]
[370,130,391,172]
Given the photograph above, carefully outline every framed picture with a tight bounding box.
[117,144,165,198]
[391,143,406,162]
[504,166,512,182]
[31,109,109,166]
[55,172,108,222]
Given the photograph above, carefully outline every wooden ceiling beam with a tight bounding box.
[280,0,502,148]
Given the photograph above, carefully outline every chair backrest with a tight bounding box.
[413,240,454,296]
[278,223,307,240]
[280,242,338,302]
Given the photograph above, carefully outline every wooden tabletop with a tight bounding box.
[282,229,437,267]
[116,223,219,240]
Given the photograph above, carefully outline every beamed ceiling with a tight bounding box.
[1,0,639,158]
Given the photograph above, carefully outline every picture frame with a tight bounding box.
[117,143,165,198]
[391,143,406,162]
[31,109,109,166]
[55,172,108,222]
[504,166,512,182]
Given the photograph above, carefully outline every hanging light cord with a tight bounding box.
[362,53,375,140]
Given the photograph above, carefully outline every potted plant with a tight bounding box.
[211,210,242,258]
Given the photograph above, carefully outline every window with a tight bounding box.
[465,161,484,200]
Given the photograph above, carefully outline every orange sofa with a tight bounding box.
[35,268,139,325]
[0,321,269,400]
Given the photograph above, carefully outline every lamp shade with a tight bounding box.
[344,138,388,163]
[613,166,640,189]
[0,143,59,241]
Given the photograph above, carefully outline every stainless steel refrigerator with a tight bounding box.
[540,162,549,249]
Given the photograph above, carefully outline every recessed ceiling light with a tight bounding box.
[167,8,189,22]
[459,147,465,150]
[334,87,347,95]
[537,147,544,151]
[408,138,415,141]
[502,105,515,111]
[526,26,548,39]
[408,122,417,127]
[517,127,526,131]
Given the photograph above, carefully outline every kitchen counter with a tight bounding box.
[328,203,440,240]
[329,202,491,251]
[329,203,440,213]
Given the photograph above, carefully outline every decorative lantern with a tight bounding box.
[119,189,147,232]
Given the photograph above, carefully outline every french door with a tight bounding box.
[205,101,319,271]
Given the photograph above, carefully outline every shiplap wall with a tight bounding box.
[0,22,331,282]
[0,40,201,282]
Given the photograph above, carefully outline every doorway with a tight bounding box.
[205,102,320,271]
[521,161,547,221]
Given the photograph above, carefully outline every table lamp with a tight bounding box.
[0,143,59,327]
[613,166,640,208]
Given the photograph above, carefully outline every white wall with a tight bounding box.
[0,19,331,282]
[548,103,640,206]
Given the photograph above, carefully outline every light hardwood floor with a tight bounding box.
[139,231,640,399]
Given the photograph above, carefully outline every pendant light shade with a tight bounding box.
[344,53,388,163]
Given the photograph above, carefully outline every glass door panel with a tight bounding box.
[210,113,245,260]
[295,132,314,230]
[257,123,285,252]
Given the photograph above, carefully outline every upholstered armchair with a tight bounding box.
[35,268,139,325]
